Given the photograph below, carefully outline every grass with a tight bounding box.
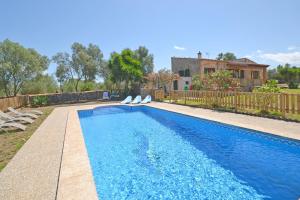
[0,106,54,172]
[281,88,300,94]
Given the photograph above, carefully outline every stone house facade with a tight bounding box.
[171,53,269,91]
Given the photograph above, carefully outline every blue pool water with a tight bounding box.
[78,105,300,200]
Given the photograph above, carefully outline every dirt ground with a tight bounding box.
[0,106,54,171]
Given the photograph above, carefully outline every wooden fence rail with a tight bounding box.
[0,96,28,111]
[155,90,300,115]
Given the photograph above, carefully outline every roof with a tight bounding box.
[171,56,269,67]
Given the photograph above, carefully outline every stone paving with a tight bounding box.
[0,102,299,200]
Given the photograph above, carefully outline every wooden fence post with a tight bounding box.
[234,91,238,112]
[298,94,300,114]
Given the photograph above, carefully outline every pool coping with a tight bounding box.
[56,106,99,200]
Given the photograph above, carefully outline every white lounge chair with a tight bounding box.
[8,107,38,119]
[28,109,43,115]
[0,111,34,124]
[141,95,152,104]
[0,119,26,131]
[102,91,110,100]
[121,96,132,104]
[132,95,142,104]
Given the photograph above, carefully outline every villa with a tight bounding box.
[171,52,269,91]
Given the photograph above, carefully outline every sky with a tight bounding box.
[1,0,300,75]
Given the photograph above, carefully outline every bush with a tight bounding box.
[202,70,240,91]
[192,75,203,90]
[79,81,97,91]
[288,81,299,89]
[254,79,281,93]
[31,96,48,107]
[22,75,58,95]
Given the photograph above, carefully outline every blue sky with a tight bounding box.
[1,0,300,75]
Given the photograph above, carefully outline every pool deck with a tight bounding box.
[0,101,299,200]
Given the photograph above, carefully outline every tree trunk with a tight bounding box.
[75,79,80,92]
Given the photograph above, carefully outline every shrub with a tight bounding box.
[31,96,48,107]
[254,80,281,113]
[254,79,281,93]
[288,81,299,89]
[192,75,203,90]
[202,70,240,91]
[79,81,97,91]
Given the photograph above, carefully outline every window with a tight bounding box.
[240,70,245,79]
[229,69,244,79]
[251,71,259,79]
[184,69,190,77]
[178,69,191,77]
[231,70,239,78]
[178,70,184,77]
[185,81,189,85]
[173,80,178,90]
[204,68,215,74]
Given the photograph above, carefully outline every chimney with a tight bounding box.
[197,51,202,59]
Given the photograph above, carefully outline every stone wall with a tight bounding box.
[171,57,200,75]
[28,90,108,105]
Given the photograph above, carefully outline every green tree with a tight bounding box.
[22,74,58,94]
[53,52,71,92]
[216,52,237,61]
[108,49,143,92]
[268,64,300,84]
[53,42,105,92]
[134,46,154,74]
[0,39,49,96]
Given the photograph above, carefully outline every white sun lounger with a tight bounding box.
[8,107,38,119]
[29,109,43,115]
[121,96,132,104]
[102,91,110,100]
[0,119,26,131]
[132,95,142,104]
[141,95,152,104]
[0,111,34,124]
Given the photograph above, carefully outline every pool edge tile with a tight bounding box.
[57,109,98,200]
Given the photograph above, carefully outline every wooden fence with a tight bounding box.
[0,96,28,111]
[154,90,300,115]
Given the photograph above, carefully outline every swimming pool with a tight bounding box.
[78,105,300,200]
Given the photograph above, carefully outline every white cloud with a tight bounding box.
[256,49,263,53]
[174,45,186,51]
[259,51,300,65]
